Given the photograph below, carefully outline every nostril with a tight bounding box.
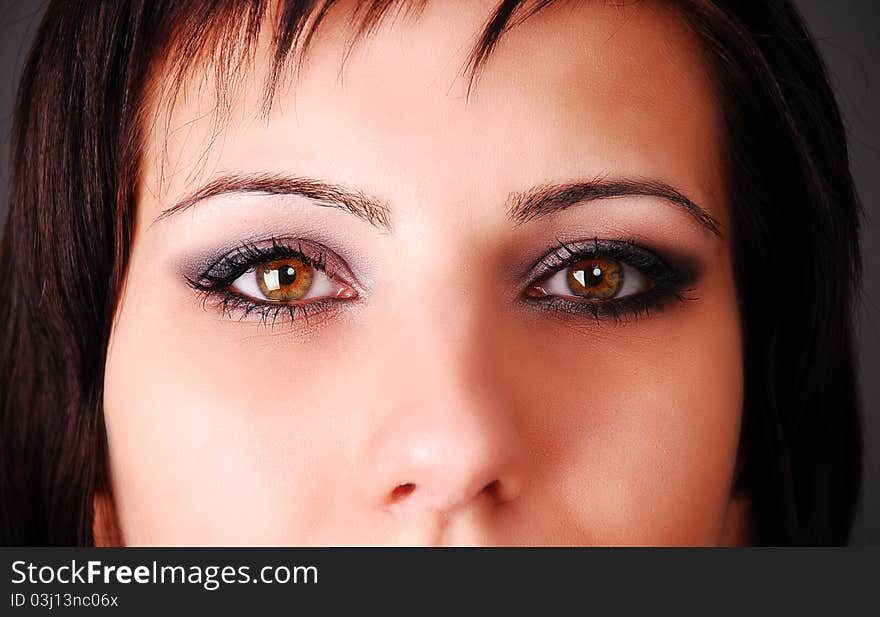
[483,480,501,498]
[390,482,416,503]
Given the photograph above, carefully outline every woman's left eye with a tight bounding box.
[526,257,652,301]
[230,257,355,303]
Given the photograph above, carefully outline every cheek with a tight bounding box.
[102,280,357,544]
[498,280,742,544]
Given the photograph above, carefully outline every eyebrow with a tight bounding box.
[506,177,722,237]
[154,173,393,231]
[156,173,720,238]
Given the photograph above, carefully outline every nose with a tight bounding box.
[352,232,527,529]
[357,361,526,521]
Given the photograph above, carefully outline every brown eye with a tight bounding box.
[222,244,358,311]
[256,258,313,301]
[566,258,623,300]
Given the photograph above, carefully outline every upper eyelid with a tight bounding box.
[196,239,349,285]
[524,238,668,282]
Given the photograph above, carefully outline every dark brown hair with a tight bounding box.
[0,0,863,545]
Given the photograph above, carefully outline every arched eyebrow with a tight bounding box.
[154,173,393,231]
[506,178,722,237]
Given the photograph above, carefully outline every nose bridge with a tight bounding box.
[374,223,485,386]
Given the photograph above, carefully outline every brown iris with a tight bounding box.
[567,258,623,300]
[256,258,313,301]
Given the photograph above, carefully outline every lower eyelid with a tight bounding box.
[197,290,350,327]
[524,287,691,323]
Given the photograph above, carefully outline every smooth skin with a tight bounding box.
[102,0,747,545]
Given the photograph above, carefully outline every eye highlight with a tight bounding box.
[186,238,359,325]
[523,238,694,322]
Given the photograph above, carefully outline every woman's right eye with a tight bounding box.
[230,257,356,304]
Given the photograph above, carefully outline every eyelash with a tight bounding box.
[185,238,350,327]
[186,236,693,326]
[522,237,694,322]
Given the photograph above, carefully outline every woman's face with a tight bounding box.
[103,0,744,545]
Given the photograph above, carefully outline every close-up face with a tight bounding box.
[102,0,744,545]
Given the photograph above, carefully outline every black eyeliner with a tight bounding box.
[185,237,358,327]
[522,237,701,322]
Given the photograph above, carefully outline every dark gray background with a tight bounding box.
[1,1,877,544]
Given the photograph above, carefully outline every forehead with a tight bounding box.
[140,0,724,225]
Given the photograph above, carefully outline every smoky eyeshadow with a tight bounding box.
[521,237,706,288]
[176,233,355,283]
[658,248,704,288]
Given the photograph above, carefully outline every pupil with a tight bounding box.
[586,266,604,286]
[279,265,297,286]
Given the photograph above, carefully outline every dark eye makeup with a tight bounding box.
[520,237,698,322]
[185,235,699,326]
[185,237,359,326]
